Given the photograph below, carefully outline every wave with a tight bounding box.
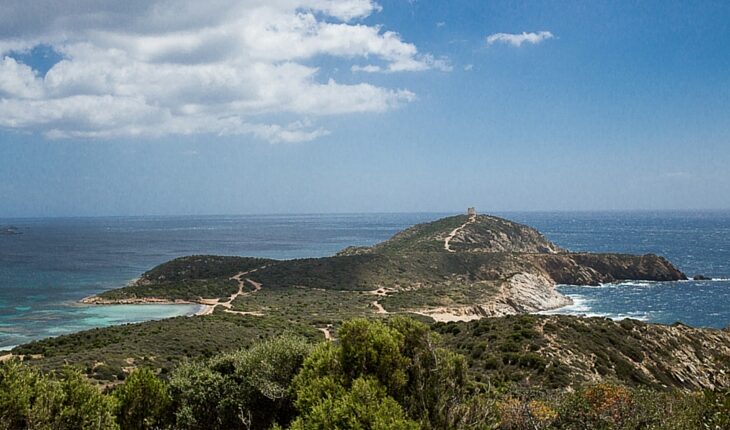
[539,294,651,322]
[556,281,657,289]
[538,294,592,314]
[611,281,654,288]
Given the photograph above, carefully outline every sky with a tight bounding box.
[1,0,729,217]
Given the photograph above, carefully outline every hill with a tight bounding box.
[338,214,564,254]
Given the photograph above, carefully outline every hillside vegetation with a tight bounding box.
[3,317,729,430]
[436,315,730,391]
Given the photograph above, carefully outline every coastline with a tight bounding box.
[80,295,214,317]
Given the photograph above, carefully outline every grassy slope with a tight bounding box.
[13,312,320,382]
[97,256,275,301]
[19,215,700,388]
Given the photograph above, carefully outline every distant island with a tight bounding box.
[0,225,21,235]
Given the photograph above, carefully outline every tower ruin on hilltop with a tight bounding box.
[467,207,476,216]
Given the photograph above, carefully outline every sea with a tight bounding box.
[1,211,729,350]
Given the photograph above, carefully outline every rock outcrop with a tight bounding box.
[0,225,21,235]
[531,253,686,286]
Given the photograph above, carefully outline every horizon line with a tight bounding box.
[3,207,730,221]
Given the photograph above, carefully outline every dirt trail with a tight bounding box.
[246,279,263,294]
[444,213,476,252]
[368,287,393,315]
[200,267,265,315]
[318,325,334,341]
[224,310,264,316]
[371,301,387,314]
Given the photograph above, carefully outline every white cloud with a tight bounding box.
[0,0,445,143]
[486,31,554,47]
[0,57,44,99]
[352,54,451,73]
[352,64,383,73]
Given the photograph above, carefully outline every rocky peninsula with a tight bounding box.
[85,211,685,321]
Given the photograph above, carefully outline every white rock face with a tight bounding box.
[504,272,573,313]
[411,272,572,321]
[476,272,572,317]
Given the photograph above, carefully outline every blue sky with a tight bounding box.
[1,0,729,217]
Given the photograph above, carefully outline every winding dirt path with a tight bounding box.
[318,325,334,341]
[371,300,387,314]
[368,287,393,315]
[201,267,265,316]
[443,213,477,252]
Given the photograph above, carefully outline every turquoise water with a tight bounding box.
[24,304,201,340]
[0,213,440,348]
[1,211,729,348]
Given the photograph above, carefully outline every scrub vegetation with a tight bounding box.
[2,317,729,430]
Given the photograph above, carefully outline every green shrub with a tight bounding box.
[169,334,312,430]
[0,361,117,430]
[114,368,171,430]
[292,317,497,430]
[289,377,420,430]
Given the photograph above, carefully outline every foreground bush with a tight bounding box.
[499,382,730,430]
[0,360,117,430]
[289,376,420,430]
[169,334,312,430]
[291,317,498,429]
[113,368,171,430]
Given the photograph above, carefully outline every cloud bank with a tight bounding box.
[0,0,443,142]
[486,31,554,48]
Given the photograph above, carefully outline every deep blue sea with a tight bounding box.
[1,211,729,349]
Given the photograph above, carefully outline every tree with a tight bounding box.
[289,377,420,430]
[169,335,312,430]
[0,359,43,430]
[291,317,497,430]
[53,367,118,430]
[114,368,171,430]
[0,361,117,430]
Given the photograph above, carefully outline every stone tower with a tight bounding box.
[467,207,476,216]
